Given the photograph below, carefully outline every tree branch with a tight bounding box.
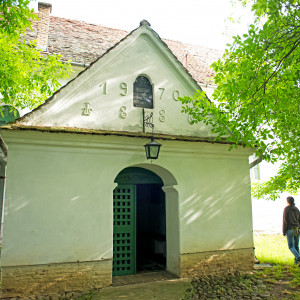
[249,155,263,169]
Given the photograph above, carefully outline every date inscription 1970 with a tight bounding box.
[98,80,180,104]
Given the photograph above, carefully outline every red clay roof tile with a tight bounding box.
[27,14,222,85]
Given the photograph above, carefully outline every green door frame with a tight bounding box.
[113,185,136,276]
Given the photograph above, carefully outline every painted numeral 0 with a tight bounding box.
[120,82,128,96]
[99,82,107,94]
[188,115,195,124]
[173,90,179,101]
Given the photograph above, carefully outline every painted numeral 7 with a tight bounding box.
[159,88,165,99]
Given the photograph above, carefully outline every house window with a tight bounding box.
[133,76,153,109]
[250,164,260,180]
[249,155,261,180]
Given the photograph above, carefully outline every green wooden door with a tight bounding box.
[113,185,136,276]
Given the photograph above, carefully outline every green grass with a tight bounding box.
[254,234,296,265]
[253,233,300,298]
[254,264,300,295]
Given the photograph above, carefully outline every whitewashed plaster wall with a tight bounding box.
[1,130,253,267]
[1,24,253,270]
[17,26,211,138]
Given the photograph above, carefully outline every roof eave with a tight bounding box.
[1,124,235,145]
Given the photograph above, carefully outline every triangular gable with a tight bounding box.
[13,21,212,138]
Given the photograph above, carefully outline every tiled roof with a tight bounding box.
[164,39,222,85]
[27,15,222,85]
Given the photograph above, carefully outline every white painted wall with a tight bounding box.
[1,24,254,270]
[17,26,210,138]
[1,130,253,267]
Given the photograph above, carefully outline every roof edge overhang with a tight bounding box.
[1,124,236,145]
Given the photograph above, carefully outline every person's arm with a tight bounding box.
[283,207,288,236]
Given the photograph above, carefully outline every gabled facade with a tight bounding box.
[17,21,206,137]
[0,5,254,299]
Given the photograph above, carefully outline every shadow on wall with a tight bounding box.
[2,188,114,264]
[182,248,253,277]
[2,160,252,264]
[180,172,252,251]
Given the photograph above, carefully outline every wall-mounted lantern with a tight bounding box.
[144,137,162,160]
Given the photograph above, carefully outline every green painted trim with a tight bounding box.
[113,184,136,276]
[115,167,163,184]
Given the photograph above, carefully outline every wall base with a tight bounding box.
[1,249,254,298]
[1,260,112,299]
[180,248,254,277]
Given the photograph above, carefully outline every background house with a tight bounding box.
[251,160,289,234]
[0,3,254,298]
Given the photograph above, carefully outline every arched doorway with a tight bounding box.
[113,167,166,276]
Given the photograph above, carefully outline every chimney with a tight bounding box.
[36,2,52,51]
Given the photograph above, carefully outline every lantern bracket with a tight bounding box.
[143,108,154,133]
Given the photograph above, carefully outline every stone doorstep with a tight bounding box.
[94,265,270,300]
[112,270,178,286]
[92,278,191,300]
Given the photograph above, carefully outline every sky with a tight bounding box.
[29,0,254,50]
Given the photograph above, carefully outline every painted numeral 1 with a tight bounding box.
[99,82,107,94]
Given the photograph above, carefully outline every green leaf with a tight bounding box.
[179,0,300,198]
[0,0,72,110]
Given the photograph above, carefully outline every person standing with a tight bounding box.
[283,196,300,266]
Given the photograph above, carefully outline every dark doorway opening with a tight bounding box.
[136,183,166,272]
[113,167,166,276]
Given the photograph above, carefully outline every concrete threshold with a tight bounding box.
[92,278,191,300]
[112,270,178,286]
[92,271,191,300]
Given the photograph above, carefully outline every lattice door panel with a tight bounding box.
[113,185,136,276]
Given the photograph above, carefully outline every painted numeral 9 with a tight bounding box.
[120,82,128,96]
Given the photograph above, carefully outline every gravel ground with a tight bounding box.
[184,272,271,299]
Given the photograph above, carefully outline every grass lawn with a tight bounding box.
[253,233,300,299]
[254,233,296,265]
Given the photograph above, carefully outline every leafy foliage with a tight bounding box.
[180,0,300,200]
[0,0,71,110]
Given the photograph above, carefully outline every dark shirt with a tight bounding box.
[282,205,300,235]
